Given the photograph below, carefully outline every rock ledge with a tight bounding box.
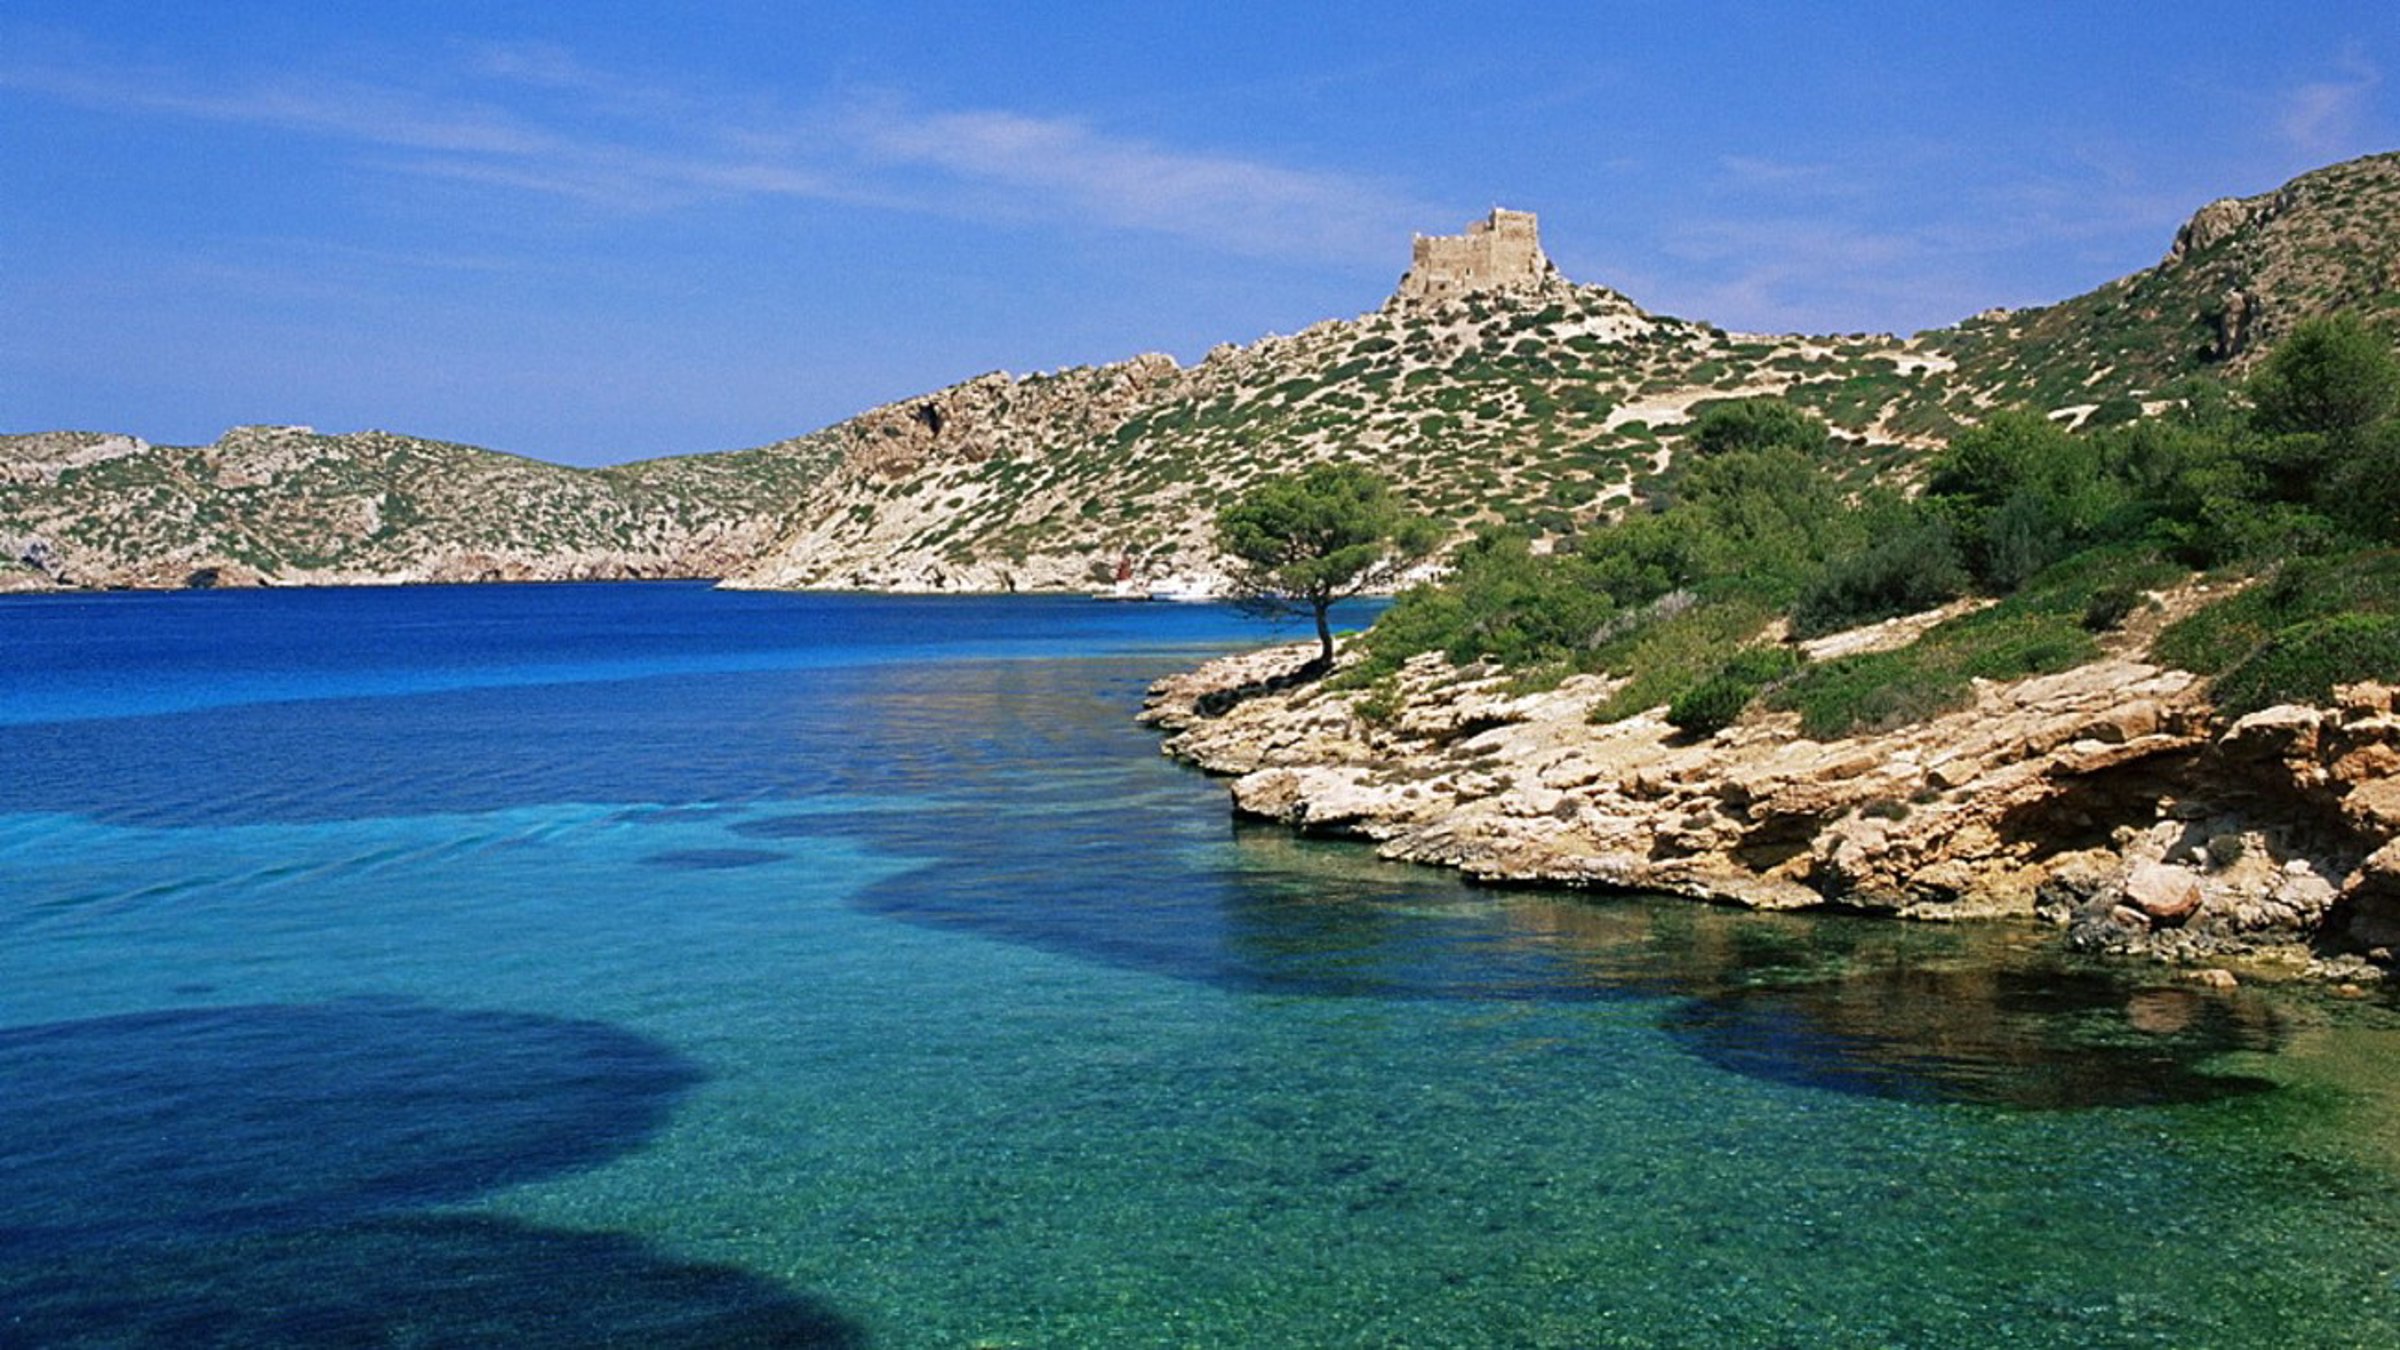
[1147,645,2399,981]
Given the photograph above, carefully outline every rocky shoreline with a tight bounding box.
[1144,633,2400,987]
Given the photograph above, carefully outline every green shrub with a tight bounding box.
[2155,549,2400,675]
[1790,507,1968,637]
[1667,446,1864,604]
[1768,611,2097,739]
[1352,533,1616,681]
[1351,676,1405,727]
[1720,643,1803,685]
[2246,313,2400,438]
[1685,399,1831,457]
[1662,643,1804,738]
[2205,832,2248,870]
[1981,544,2186,628]
[1770,650,1972,739]
[1590,596,1777,723]
[1926,411,2140,590]
[2081,584,2143,632]
[2211,613,2400,716]
[1666,674,1756,738]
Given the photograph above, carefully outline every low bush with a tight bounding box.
[1662,643,1805,738]
[1351,676,1405,727]
[1590,596,1778,724]
[1352,533,1617,682]
[1769,649,1972,740]
[2210,613,2400,716]
[1980,544,2186,628]
[2080,584,2144,632]
[1790,506,1968,637]
[1666,674,1756,738]
[1768,611,2098,739]
[2154,549,2400,675]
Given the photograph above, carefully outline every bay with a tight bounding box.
[2,583,2395,1347]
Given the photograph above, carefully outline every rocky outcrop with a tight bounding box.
[1148,644,2399,982]
[2165,198,2257,266]
[8,153,2396,595]
[0,425,824,590]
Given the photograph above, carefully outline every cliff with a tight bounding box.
[1145,611,2400,985]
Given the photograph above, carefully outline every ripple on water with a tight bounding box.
[640,848,790,871]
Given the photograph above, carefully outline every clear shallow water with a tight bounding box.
[2,584,2396,1347]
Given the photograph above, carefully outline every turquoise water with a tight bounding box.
[2,584,2396,1346]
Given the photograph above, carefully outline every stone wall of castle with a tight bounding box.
[1395,208,1556,303]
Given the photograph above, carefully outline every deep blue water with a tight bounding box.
[2,583,2396,1347]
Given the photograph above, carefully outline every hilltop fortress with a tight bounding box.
[1394,207,1561,304]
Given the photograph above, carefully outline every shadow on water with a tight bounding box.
[2,639,2296,1117]
[0,1001,865,1347]
[1665,964,2284,1109]
[0,1001,700,1238]
[0,1216,864,1349]
[640,847,792,870]
[793,663,2293,1111]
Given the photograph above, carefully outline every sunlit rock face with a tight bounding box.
[1148,626,2400,982]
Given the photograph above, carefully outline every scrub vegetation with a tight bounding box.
[1348,313,2400,734]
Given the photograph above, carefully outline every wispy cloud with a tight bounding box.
[2278,49,2381,157]
[1641,216,1970,332]
[0,61,560,158]
[0,41,1432,265]
[1715,154,1839,192]
[838,100,1419,258]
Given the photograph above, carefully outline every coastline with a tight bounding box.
[1145,636,2400,988]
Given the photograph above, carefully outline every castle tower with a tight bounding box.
[1394,208,1558,304]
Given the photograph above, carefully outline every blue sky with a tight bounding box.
[4,3,2395,465]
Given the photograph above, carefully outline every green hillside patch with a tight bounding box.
[2211,614,2400,716]
[1769,609,2100,740]
[2155,549,2400,712]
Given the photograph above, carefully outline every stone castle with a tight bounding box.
[1394,207,1559,304]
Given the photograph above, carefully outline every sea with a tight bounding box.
[2,581,2395,1347]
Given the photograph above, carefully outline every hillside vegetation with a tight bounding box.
[0,426,834,590]
[1344,311,2400,739]
[4,151,2397,594]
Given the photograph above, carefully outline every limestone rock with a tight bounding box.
[2125,862,2204,923]
[2219,704,2322,762]
[2346,841,2400,949]
[1149,601,2399,980]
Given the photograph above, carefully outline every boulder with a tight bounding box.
[2218,705,2322,762]
[2341,776,2400,835]
[2125,862,2204,923]
[2346,841,2400,949]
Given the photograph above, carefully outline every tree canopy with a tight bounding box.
[1687,398,1831,458]
[2247,313,2400,439]
[1216,463,1440,669]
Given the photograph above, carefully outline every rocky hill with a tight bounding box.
[723,151,2400,591]
[1893,150,2400,435]
[719,278,1944,592]
[5,152,2396,594]
[0,425,833,590]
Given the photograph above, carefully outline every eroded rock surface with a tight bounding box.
[1147,646,2399,982]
